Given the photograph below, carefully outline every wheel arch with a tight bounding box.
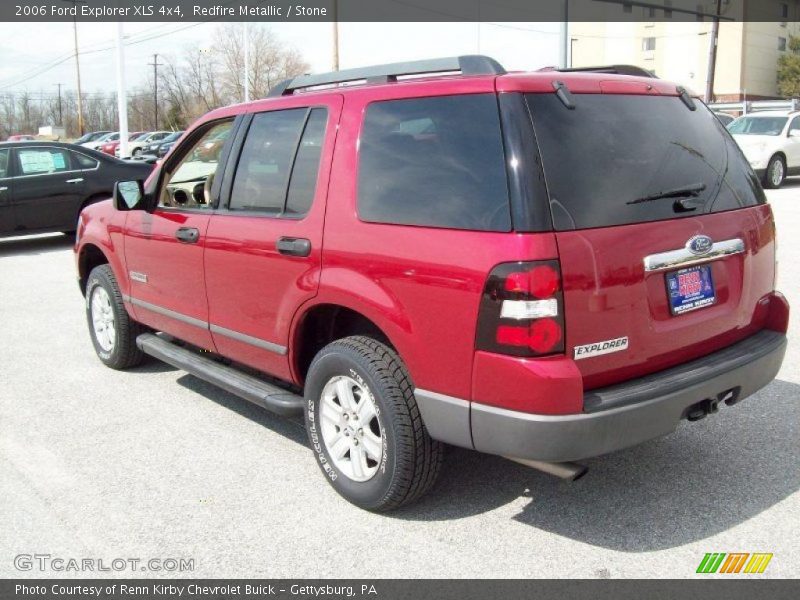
[290,301,409,386]
[78,242,111,295]
[771,150,787,163]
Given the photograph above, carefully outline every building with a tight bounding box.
[569,0,800,101]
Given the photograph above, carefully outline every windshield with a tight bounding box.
[526,94,765,230]
[164,132,182,142]
[727,116,788,136]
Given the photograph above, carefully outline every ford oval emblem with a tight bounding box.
[687,235,713,255]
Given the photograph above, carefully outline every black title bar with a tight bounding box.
[2,579,800,600]
[2,0,796,22]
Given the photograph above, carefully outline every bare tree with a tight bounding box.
[214,24,310,101]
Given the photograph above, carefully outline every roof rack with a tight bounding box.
[268,55,506,97]
[540,65,658,78]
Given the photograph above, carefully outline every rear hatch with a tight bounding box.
[525,89,776,390]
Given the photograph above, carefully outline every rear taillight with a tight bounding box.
[476,261,565,357]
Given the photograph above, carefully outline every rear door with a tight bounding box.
[203,96,342,382]
[11,146,85,232]
[123,118,237,350]
[0,148,12,234]
[526,91,774,390]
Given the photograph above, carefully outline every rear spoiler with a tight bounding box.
[538,65,657,79]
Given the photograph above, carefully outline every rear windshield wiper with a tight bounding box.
[626,182,707,205]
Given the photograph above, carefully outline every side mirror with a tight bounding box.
[790,129,800,138]
[113,179,145,211]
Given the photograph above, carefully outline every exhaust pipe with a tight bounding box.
[505,456,588,481]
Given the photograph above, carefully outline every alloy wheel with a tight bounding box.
[319,375,383,482]
[90,286,116,352]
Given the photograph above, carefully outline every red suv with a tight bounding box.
[75,56,789,511]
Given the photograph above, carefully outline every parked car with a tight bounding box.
[120,131,173,158]
[192,129,228,162]
[76,56,788,512]
[728,110,800,188]
[74,131,112,145]
[713,111,735,126]
[141,130,184,159]
[0,141,151,237]
[99,132,147,156]
[82,132,119,150]
[6,134,36,141]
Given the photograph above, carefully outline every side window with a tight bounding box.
[159,120,233,209]
[789,116,800,134]
[286,108,328,215]
[17,148,72,175]
[229,108,307,213]
[0,149,9,178]
[357,94,511,232]
[72,152,98,169]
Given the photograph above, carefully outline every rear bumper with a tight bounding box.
[416,329,787,463]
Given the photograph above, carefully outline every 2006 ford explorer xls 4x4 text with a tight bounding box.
[75,56,789,511]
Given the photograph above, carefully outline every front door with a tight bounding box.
[785,115,800,169]
[10,146,85,232]
[123,118,237,350]
[204,96,342,381]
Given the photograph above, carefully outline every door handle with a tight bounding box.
[65,178,84,184]
[276,237,311,257]
[175,227,200,244]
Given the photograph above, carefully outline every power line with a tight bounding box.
[0,20,217,91]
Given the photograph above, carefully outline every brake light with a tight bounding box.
[476,261,565,357]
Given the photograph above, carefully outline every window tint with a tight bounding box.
[0,149,9,178]
[285,108,327,216]
[17,148,71,175]
[229,108,307,213]
[73,152,98,169]
[357,94,510,232]
[159,119,233,209]
[526,94,765,231]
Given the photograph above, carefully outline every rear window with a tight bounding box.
[527,94,766,231]
[357,94,511,232]
[728,116,788,136]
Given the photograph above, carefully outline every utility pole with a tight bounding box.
[243,23,250,102]
[332,0,339,70]
[148,53,163,130]
[705,0,723,103]
[62,0,86,135]
[560,0,570,69]
[54,83,63,125]
[116,23,129,158]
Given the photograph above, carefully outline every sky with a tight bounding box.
[0,21,563,98]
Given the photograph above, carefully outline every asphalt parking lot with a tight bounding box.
[1,184,799,579]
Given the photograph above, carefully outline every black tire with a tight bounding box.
[763,154,786,189]
[304,336,443,512]
[85,264,145,370]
